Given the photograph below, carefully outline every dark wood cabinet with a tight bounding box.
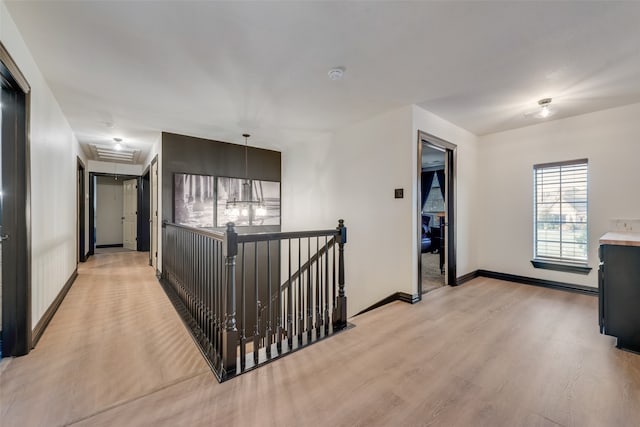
[599,243,640,353]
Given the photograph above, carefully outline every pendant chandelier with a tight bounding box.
[224,133,266,221]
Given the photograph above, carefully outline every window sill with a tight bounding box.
[531,259,592,275]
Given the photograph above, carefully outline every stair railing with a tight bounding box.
[161,219,347,382]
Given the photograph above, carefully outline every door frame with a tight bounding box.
[0,42,32,357]
[417,131,457,296]
[88,172,139,256]
[137,168,150,252]
[77,157,86,262]
[150,155,158,269]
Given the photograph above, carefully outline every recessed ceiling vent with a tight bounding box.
[89,143,139,163]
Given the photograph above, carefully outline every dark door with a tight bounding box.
[78,159,86,262]
[1,57,30,357]
[137,174,150,251]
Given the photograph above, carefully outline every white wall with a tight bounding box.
[88,159,144,176]
[324,106,416,315]
[1,2,81,328]
[95,176,124,246]
[281,107,413,315]
[412,106,480,290]
[280,132,335,232]
[280,105,480,316]
[143,133,161,169]
[477,102,640,288]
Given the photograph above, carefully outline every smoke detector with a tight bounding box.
[328,67,345,81]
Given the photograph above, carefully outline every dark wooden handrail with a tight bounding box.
[236,228,340,243]
[163,221,225,240]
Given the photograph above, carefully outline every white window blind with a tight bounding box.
[534,159,588,263]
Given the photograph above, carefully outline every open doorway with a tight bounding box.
[88,172,149,256]
[421,144,446,293]
[418,131,456,296]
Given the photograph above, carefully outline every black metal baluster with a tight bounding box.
[254,242,260,364]
[199,235,203,340]
[324,236,330,333]
[332,236,336,326]
[287,238,293,348]
[306,237,312,339]
[219,239,224,365]
[297,238,303,345]
[266,239,273,358]
[190,233,194,320]
[198,235,202,341]
[240,242,246,371]
[212,238,217,358]
[315,236,321,337]
[197,234,201,338]
[186,232,190,327]
[214,240,220,364]
[206,238,211,356]
[276,239,283,353]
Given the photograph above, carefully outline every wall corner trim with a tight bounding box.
[456,270,479,285]
[31,268,78,347]
[355,291,420,316]
[477,270,598,296]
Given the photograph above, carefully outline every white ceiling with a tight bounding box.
[6,1,640,162]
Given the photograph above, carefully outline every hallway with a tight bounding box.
[0,252,209,426]
[2,252,640,426]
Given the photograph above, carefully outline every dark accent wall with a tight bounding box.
[161,132,281,232]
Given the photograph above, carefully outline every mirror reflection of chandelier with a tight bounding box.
[225,133,266,221]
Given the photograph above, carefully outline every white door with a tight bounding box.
[123,178,138,250]
[151,162,158,268]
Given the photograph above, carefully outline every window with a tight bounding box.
[423,174,444,213]
[533,159,589,270]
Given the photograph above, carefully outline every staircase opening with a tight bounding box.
[160,219,349,381]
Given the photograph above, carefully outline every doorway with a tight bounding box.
[88,172,149,256]
[418,131,456,296]
[1,42,31,357]
[421,144,446,292]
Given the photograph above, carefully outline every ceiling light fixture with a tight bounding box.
[328,67,345,81]
[113,137,123,151]
[224,134,266,221]
[536,98,554,119]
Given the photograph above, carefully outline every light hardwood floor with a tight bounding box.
[1,252,639,426]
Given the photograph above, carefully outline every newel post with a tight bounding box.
[222,222,238,378]
[333,219,348,329]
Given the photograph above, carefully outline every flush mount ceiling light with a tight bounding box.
[535,98,555,119]
[113,137,123,151]
[328,67,345,81]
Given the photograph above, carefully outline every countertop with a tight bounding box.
[599,231,640,247]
